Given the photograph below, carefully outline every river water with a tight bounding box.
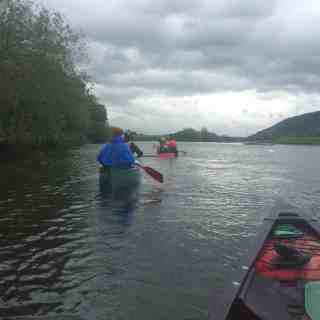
[0,142,320,319]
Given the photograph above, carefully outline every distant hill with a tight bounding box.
[248,111,320,143]
[134,128,243,142]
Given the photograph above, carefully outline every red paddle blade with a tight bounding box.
[142,166,163,183]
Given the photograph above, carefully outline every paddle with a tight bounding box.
[142,154,158,158]
[135,163,163,183]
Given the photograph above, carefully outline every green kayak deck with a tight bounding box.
[99,166,141,193]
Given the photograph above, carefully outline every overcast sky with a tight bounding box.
[41,0,320,136]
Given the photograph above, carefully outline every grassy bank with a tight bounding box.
[272,137,320,145]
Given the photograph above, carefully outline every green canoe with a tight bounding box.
[99,166,141,194]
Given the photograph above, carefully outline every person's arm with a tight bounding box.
[130,142,143,158]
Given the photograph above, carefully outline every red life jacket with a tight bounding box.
[167,140,177,148]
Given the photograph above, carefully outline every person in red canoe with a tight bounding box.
[157,137,168,153]
[166,138,178,156]
[157,137,178,156]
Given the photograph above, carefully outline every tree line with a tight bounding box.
[134,128,243,142]
[0,0,108,150]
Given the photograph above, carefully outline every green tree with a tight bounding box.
[200,127,209,140]
[0,0,107,149]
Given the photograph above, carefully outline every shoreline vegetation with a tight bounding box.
[272,137,320,145]
[133,128,243,143]
[245,138,320,145]
[0,0,109,154]
[133,128,320,145]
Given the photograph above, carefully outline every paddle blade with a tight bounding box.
[142,166,163,183]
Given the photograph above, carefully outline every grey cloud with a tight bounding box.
[136,0,200,16]
[76,0,320,96]
[42,0,320,134]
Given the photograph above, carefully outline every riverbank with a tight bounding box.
[0,142,76,165]
[272,137,320,145]
[244,137,320,146]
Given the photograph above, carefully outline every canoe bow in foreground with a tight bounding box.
[210,201,320,320]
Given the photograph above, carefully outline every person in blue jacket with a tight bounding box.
[97,127,135,169]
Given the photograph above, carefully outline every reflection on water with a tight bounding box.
[96,194,138,227]
[0,143,319,319]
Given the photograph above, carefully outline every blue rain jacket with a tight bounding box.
[97,136,135,169]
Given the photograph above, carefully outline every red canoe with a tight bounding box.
[158,152,177,159]
[211,201,320,320]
